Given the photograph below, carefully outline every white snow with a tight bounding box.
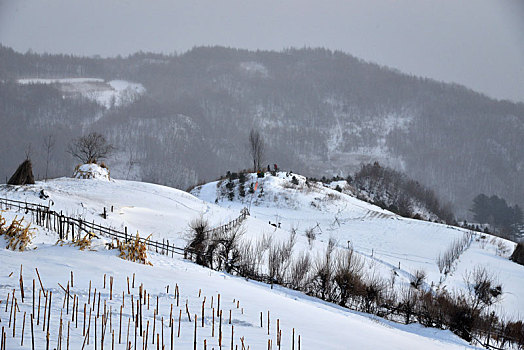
[17,78,104,85]
[17,78,145,108]
[0,211,477,350]
[192,172,523,317]
[73,164,110,180]
[0,171,521,349]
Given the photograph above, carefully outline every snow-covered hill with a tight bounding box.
[191,172,523,317]
[1,173,522,349]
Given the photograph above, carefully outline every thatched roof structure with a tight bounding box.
[511,242,524,266]
[8,159,35,185]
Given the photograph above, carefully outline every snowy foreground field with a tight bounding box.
[0,171,522,349]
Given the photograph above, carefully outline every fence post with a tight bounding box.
[0,196,230,261]
[60,211,64,240]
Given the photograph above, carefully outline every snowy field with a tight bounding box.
[0,171,522,349]
[0,213,476,350]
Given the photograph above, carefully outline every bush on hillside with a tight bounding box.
[354,162,455,223]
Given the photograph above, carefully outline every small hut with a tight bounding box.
[8,159,35,185]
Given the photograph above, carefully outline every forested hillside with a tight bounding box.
[1,45,522,217]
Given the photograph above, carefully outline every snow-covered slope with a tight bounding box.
[0,211,476,350]
[1,177,235,248]
[17,78,145,108]
[191,172,523,317]
[1,173,522,349]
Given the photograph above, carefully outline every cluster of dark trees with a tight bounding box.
[471,194,523,230]
[352,162,455,223]
[185,222,523,348]
[1,44,522,218]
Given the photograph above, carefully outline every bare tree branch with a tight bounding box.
[42,134,56,181]
[68,132,114,164]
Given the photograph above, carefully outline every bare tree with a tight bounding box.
[24,143,33,160]
[248,128,264,172]
[42,134,55,181]
[68,132,114,164]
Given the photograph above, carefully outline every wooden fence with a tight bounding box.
[203,207,249,237]
[0,196,248,259]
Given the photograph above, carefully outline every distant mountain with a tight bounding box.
[1,45,522,217]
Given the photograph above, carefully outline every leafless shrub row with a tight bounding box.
[186,221,522,348]
[436,231,473,274]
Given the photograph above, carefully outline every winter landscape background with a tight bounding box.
[1,0,524,349]
[1,45,523,219]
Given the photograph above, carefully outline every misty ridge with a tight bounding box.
[0,45,523,219]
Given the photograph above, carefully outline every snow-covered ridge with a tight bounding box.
[192,171,523,317]
[0,177,485,349]
[17,77,145,108]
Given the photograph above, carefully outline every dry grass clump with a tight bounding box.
[0,213,35,251]
[69,232,97,251]
[116,233,152,265]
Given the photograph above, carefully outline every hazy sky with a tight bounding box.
[1,0,523,102]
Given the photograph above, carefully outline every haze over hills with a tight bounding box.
[1,0,523,103]
[0,45,523,218]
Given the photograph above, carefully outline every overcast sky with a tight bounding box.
[1,0,523,102]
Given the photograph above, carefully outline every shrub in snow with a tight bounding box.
[305,227,317,247]
[185,216,211,266]
[70,233,96,251]
[436,231,473,274]
[409,269,426,290]
[0,214,34,251]
[238,173,246,197]
[463,266,502,310]
[116,233,152,265]
[73,163,110,180]
[334,248,365,306]
[289,252,312,290]
[225,179,235,201]
[310,238,337,302]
